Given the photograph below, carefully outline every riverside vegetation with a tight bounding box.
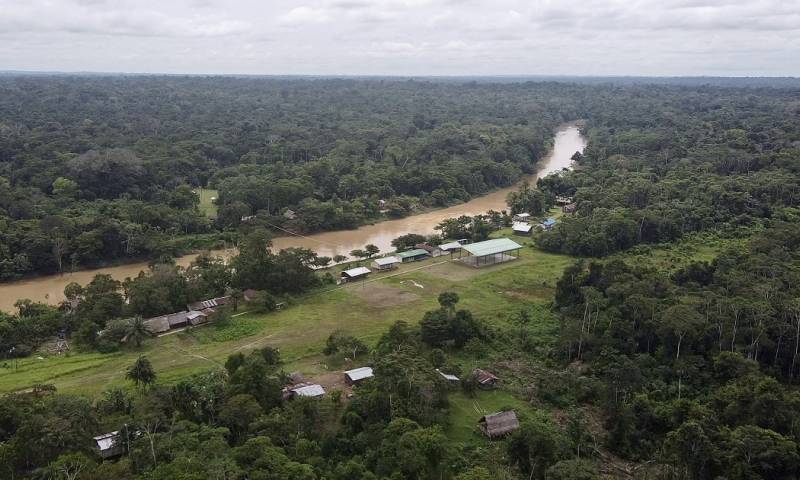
[1,76,800,479]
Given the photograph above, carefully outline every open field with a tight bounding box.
[0,223,743,398]
[447,390,531,444]
[0,232,573,398]
[197,187,219,218]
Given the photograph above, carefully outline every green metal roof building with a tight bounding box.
[396,248,430,262]
[461,238,523,267]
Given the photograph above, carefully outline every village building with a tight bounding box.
[187,296,230,313]
[345,366,374,385]
[540,218,557,231]
[341,266,371,282]
[415,243,445,257]
[283,209,297,220]
[460,238,523,267]
[373,256,401,270]
[438,241,463,253]
[94,431,124,459]
[555,195,574,206]
[478,410,520,438]
[562,202,577,214]
[513,212,531,222]
[396,248,430,263]
[473,368,500,388]
[290,383,326,399]
[512,222,533,235]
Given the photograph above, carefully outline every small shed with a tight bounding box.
[540,218,557,231]
[439,241,463,253]
[186,310,208,325]
[187,296,230,313]
[562,203,577,214]
[512,222,533,235]
[291,384,325,398]
[288,371,305,385]
[341,266,371,282]
[513,213,531,222]
[473,368,500,388]
[397,249,430,263]
[283,209,297,220]
[373,256,401,270]
[479,410,519,438]
[415,243,444,257]
[345,366,374,385]
[94,431,124,458]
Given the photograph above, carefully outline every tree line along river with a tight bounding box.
[0,125,586,312]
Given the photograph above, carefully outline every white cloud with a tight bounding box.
[0,0,797,75]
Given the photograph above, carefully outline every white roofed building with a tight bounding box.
[373,256,401,270]
[345,366,374,385]
[341,266,371,282]
[290,384,326,398]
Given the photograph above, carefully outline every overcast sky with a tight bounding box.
[1,0,798,76]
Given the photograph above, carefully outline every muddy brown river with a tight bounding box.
[0,125,586,312]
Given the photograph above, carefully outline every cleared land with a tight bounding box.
[197,187,219,218]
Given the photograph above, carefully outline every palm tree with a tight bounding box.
[127,356,156,389]
[127,316,152,348]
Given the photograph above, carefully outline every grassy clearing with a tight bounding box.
[447,390,530,443]
[196,188,219,219]
[0,242,573,398]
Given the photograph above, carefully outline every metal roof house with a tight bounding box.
[290,384,326,398]
[94,431,124,458]
[373,256,401,270]
[479,410,520,438]
[473,368,500,388]
[512,222,533,235]
[460,238,523,267]
[438,241,463,252]
[187,296,230,313]
[397,248,430,263]
[345,366,374,385]
[540,218,557,230]
[513,213,531,222]
[341,266,371,282]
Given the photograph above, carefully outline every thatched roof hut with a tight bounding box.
[478,410,519,438]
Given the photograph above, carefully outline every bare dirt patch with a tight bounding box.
[349,282,421,307]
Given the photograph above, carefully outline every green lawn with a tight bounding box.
[447,390,530,443]
[197,188,218,218]
[0,243,574,398]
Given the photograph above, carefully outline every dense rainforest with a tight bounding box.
[0,76,567,280]
[1,76,800,479]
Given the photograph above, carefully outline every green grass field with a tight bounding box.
[197,188,218,218]
[447,390,531,443]
[0,231,572,398]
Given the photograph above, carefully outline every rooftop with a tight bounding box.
[462,238,523,257]
[479,410,520,437]
[541,218,557,227]
[291,384,325,397]
[345,366,374,381]
[342,266,371,277]
[512,222,533,232]
[374,256,401,266]
[397,248,430,258]
[439,241,463,251]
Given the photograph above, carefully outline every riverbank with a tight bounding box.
[0,124,586,313]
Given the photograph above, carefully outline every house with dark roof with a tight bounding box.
[473,368,500,389]
[186,296,230,313]
[479,410,519,438]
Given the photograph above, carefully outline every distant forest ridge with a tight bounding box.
[1,71,799,88]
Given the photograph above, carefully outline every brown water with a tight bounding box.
[0,125,585,313]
